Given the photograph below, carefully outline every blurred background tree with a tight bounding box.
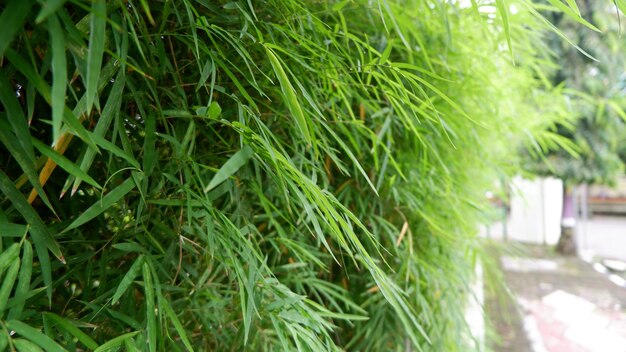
[525,0,626,253]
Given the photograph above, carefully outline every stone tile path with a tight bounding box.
[488,245,626,352]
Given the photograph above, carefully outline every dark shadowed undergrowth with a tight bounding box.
[0,0,580,351]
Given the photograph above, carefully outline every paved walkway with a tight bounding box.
[488,245,626,352]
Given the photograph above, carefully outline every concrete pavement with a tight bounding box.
[488,244,626,352]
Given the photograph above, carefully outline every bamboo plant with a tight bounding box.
[0,0,587,351]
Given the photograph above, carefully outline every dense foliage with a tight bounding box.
[0,0,578,351]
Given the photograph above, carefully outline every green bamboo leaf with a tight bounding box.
[204,146,254,193]
[159,296,194,352]
[139,0,156,26]
[0,170,62,302]
[143,114,156,177]
[379,40,393,64]
[70,71,126,193]
[31,138,102,190]
[36,0,68,23]
[87,131,141,169]
[0,260,20,317]
[93,331,140,352]
[143,262,157,352]
[0,0,34,56]
[265,46,312,145]
[48,14,67,144]
[545,0,600,32]
[111,255,144,304]
[0,170,63,261]
[0,332,8,352]
[13,339,44,352]
[85,0,107,113]
[6,320,67,352]
[0,223,28,238]
[8,241,33,320]
[42,313,99,350]
[495,0,513,60]
[3,50,99,150]
[0,243,20,274]
[0,76,54,212]
[524,3,598,62]
[63,177,137,232]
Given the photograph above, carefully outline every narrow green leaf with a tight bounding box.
[495,0,513,60]
[42,313,99,350]
[0,223,28,238]
[86,0,107,113]
[3,50,99,150]
[265,47,312,145]
[0,243,20,274]
[63,177,137,232]
[31,138,102,190]
[0,332,8,352]
[204,146,254,193]
[87,131,141,169]
[13,339,44,352]
[0,170,62,303]
[93,331,140,352]
[545,0,600,32]
[143,262,157,352]
[143,114,157,177]
[48,14,67,144]
[0,0,34,56]
[6,320,67,352]
[111,255,144,305]
[36,0,67,23]
[70,71,126,193]
[0,260,21,317]
[139,0,156,25]
[0,76,54,212]
[8,241,33,320]
[379,40,393,64]
[159,297,195,352]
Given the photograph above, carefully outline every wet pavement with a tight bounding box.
[487,244,626,352]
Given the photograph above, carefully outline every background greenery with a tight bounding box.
[0,0,591,351]
[526,0,626,186]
